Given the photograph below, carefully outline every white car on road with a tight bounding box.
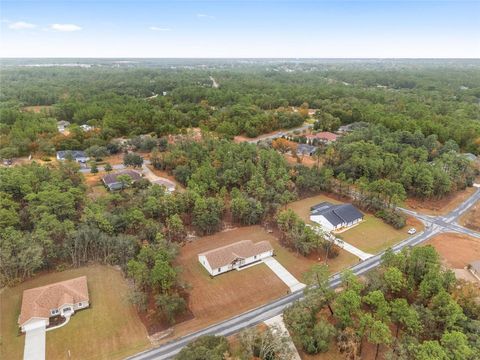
[407,228,417,235]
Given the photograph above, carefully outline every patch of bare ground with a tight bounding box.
[425,233,480,268]
[459,200,480,232]
[405,186,476,216]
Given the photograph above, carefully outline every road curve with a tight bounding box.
[127,188,480,360]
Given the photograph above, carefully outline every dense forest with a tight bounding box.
[1,60,479,159]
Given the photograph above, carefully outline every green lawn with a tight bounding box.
[1,265,150,360]
[288,194,418,255]
[338,214,411,254]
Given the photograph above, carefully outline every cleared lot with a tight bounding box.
[406,186,477,216]
[0,265,150,360]
[459,200,480,232]
[425,233,480,268]
[288,194,422,254]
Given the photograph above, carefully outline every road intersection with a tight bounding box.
[127,187,480,360]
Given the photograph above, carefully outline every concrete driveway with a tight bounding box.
[23,321,46,360]
[263,257,306,292]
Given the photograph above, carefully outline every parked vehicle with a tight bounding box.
[407,228,417,235]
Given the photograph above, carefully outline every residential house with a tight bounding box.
[56,150,89,163]
[296,143,317,156]
[57,120,70,133]
[18,276,89,332]
[310,202,364,232]
[198,240,273,276]
[80,124,94,132]
[102,169,143,191]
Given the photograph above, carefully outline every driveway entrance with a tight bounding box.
[23,320,46,360]
[263,257,306,292]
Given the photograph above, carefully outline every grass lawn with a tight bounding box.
[171,225,357,339]
[0,265,150,360]
[339,215,422,254]
[288,194,423,255]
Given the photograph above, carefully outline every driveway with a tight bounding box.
[23,321,46,360]
[263,257,306,292]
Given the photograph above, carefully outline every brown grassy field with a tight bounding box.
[287,194,422,254]
[425,233,480,268]
[22,105,53,113]
[171,225,357,338]
[459,200,480,232]
[405,186,477,216]
[0,265,150,360]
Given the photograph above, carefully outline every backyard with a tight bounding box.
[0,265,150,360]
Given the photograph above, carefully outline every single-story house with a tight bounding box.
[18,276,89,332]
[102,169,143,191]
[80,124,94,132]
[56,150,90,163]
[307,131,338,144]
[310,202,364,232]
[57,120,70,133]
[296,144,317,156]
[198,240,274,276]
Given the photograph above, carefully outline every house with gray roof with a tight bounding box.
[310,202,364,232]
[102,170,143,191]
[56,150,89,163]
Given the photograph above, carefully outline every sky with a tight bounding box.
[1,0,479,58]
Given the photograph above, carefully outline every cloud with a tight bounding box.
[50,23,82,32]
[149,26,172,32]
[9,21,36,30]
[196,14,215,19]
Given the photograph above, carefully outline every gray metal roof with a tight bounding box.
[311,202,363,226]
[56,150,88,160]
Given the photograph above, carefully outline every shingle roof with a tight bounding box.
[56,150,88,160]
[308,132,338,141]
[311,202,363,226]
[18,276,89,326]
[199,240,273,269]
[102,170,142,186]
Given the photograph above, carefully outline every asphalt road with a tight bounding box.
[128,187,480,360]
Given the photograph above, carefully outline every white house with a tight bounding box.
[310,202,364,232]
[198,240,274,276]
[18,276,89,333]
[80,124,94,132]
[56,150,90,163]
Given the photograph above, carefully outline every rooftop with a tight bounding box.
[18,276,89,326]
[199,240,273,269]
[102,170,142,185]
[311,202,363,226]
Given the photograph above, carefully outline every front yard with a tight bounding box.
[0,265,150,360]
[171,225,357,338]
[288,194,423,255]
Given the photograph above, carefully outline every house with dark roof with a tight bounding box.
[310,202,364,232]
[56,150,89,163]
[102,170,143,191]
[198,240,273,276]
[296,144,317,156]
